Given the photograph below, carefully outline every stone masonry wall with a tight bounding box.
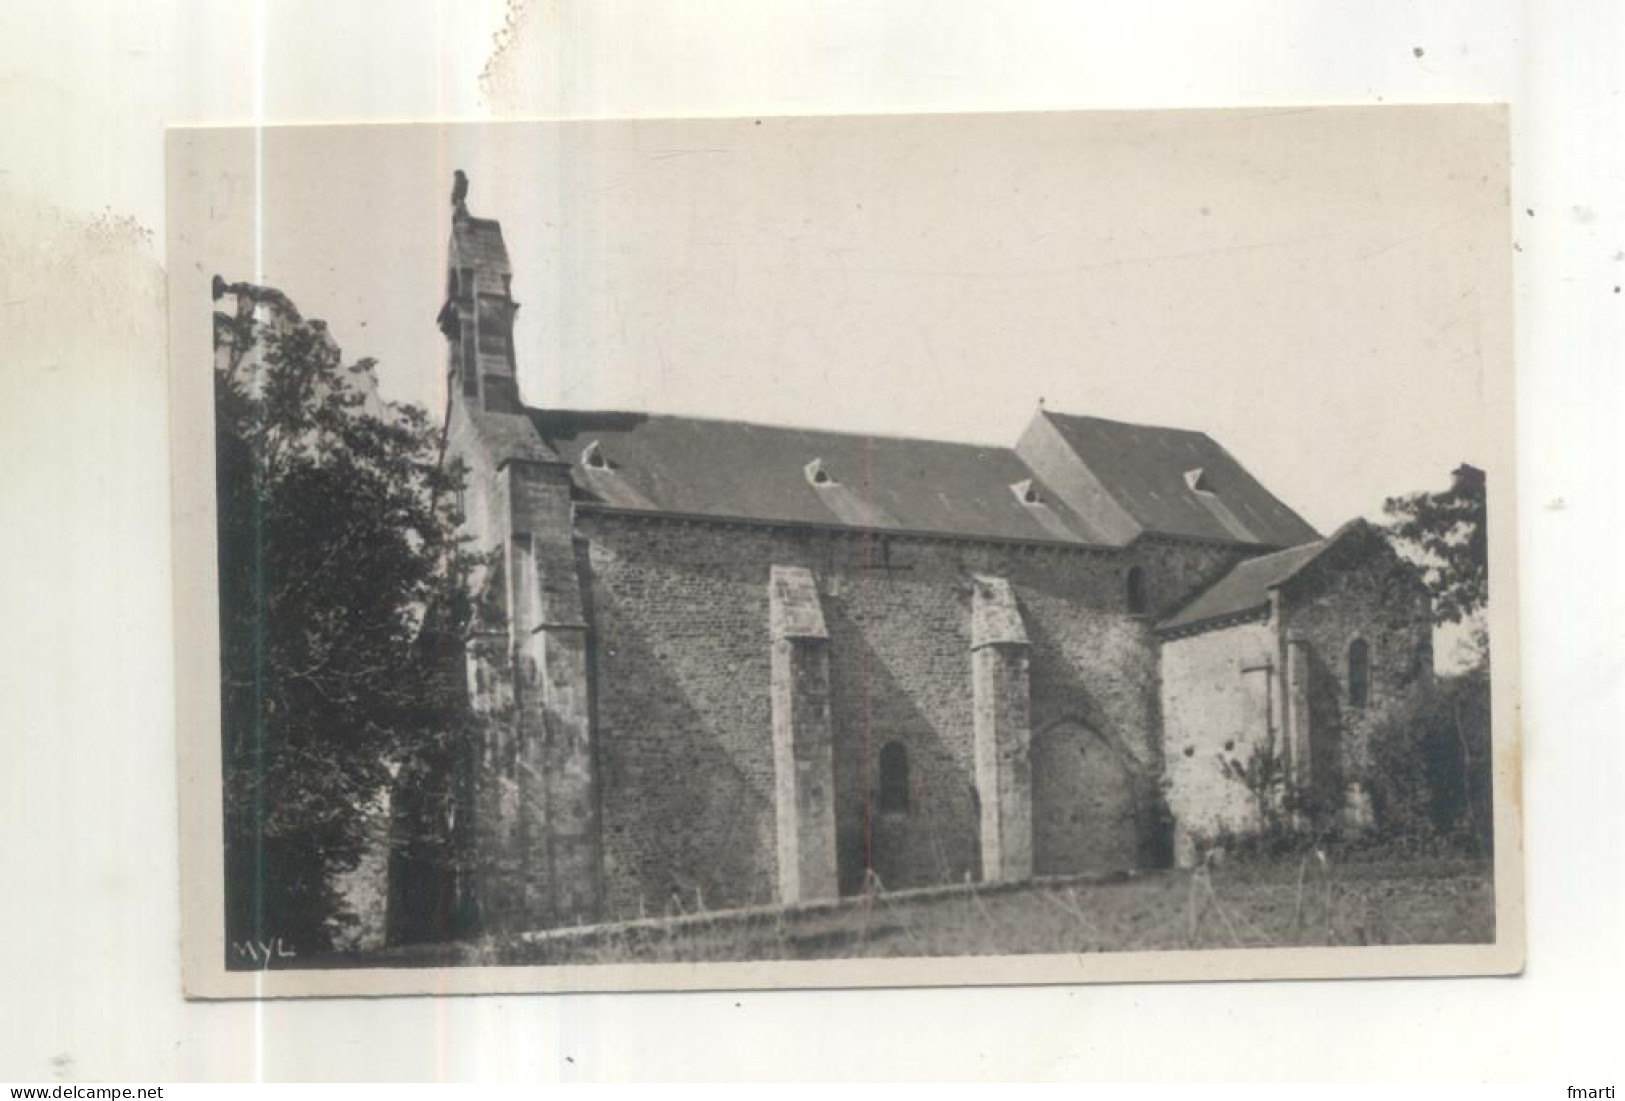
[575,512,1247,918]
[1159,618,1279,862]
[445,401,504,559]
[1277,540,1434,820]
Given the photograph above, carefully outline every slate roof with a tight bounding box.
[521,406,1322,550]
[1037,412,1321,549]
[1155,541,1327,633]
[1155,518,1384,635]
[528,410,1115,545]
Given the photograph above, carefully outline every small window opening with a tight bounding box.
[1348,639,1371,708]
[476,297,511,357]
[878,742,910,813]
[1185,467,1213,493]
[805,458,836,487]
[582,440,608,470]
[461,329,478,396]
[1126,565,1149,616]
[1011,478,1042,505]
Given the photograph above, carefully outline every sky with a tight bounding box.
[168,106,1513,535]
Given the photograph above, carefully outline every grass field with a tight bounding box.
[463,855,1494,967]
[294,855,1493,970]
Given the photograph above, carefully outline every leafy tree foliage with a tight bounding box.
[214,308,474,954]
[1364,668,1493,855]
[1374,463,1493,856]
[1382,464,1488,630]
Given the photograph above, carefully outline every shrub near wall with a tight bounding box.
[1364,666,1493,854]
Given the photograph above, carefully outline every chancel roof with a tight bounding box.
[1035,412,1322,549]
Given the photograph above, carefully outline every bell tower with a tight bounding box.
[435,170,605,934]
[437,170,523,414]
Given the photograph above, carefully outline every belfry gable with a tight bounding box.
[439,171,523,417]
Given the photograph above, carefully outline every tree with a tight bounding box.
[214,291,474,954]
[1374,464,1494,854]
[1382,463,1488,630]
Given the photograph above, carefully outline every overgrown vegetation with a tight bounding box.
[1362,665,1493,855]
[214,296,477,955]
[1211,736,1345,855]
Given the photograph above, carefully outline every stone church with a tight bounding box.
[419,179,1433,935]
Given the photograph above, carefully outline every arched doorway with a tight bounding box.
[1031,721,1141,875]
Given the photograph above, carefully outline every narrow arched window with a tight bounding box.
[1348,639,1371,708]
[1126,566,1149,616]
[878,742,910,813]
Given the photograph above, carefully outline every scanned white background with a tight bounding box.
[1,0,1619,1082]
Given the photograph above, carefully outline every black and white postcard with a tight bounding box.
[168,108,1522,997]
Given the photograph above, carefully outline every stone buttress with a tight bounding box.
[768,565,840,904]
[971,575,1034,882]
[440,177,604,931]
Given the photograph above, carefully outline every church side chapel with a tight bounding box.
[396,175,1435,939]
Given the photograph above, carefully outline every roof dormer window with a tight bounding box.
[582,440,609,470]
[1184,467,1213,493]
[804,458,836,487]
[1011,478,1042,505]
